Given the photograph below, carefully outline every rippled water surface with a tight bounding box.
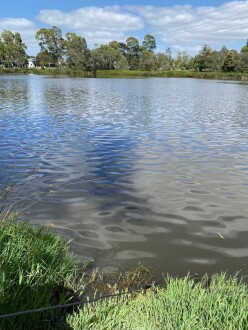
[1,75,248,277]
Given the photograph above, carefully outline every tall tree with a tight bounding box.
[64,32,91,70]
[139,50,156,71]
[91,41,128,71]
[108,41,128,69]
[118,42,128,57]
[1,30,27,67]
[211,46,229,71]
[0,38,5,66]
[13,32,27,67]
[239,41,248,72]
[239,52,248,72]
[1,30,15,67]
[35,26,64,66]
[222,50,239,72]
[241,39,248,53]
[194,45,215,71]
[156,48,174,71]
[126,37,140,70]
[174,51,191,70]
[142,34,156,52]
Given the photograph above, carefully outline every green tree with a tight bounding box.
[174,51,192,70]
[36,50,55,67]
[194,45,215,71]
[239,52,248,72]
[0,38,5,66]
[91,45,113,70]
[142,34,156,52]
[118,42,128,57]
[241,39,248,53]
[139,49,156,71]
[108,42,128,69]
[155,48,174,71]
[64,32,91,70]
[1,30,15,67]
[13,32,27,67]
[91,41,128,71]
[126,37,140,70]
[222,50,240,72]
[211,47,229,71]
[1,30,27,67]
[35,26,64,66]
[238,40,248,72]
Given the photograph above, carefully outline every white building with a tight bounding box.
[27,58,36,68]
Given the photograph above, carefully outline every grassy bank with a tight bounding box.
[0,220,247,329]
[96,69,248,80]
[68,273,248,330]
[0,220,79,329]
[1,67,248,81]
[0,67,92,77]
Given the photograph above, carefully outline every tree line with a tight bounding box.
[1,26,248,73]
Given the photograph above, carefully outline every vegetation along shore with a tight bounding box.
[1,68,248,81]
[1,26,248,78]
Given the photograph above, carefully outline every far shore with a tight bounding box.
[1,67,248,81]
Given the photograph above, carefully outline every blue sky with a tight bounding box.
[0,1,248,55]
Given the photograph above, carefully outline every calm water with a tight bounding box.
[0,75,248,277]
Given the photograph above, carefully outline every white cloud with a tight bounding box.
[1,2,248,55]
[0,18,37,55]
[38,6,143,35]
[0,18,34,31]
[82,31,127,48]
[129,1,248,50]
[36,1,248,53]
[37,6,144,48]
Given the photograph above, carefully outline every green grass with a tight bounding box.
[95,69,248,80]
[0,220,79,329]
[0,67,92,77]
[1,67,248,81]
[67,273,248,330]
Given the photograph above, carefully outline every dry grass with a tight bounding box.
[83,264,153,298]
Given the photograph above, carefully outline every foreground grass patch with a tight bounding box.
[68,273,248,330]
[0,220,78,329]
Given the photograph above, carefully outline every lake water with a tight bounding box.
[0,74,248,278]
